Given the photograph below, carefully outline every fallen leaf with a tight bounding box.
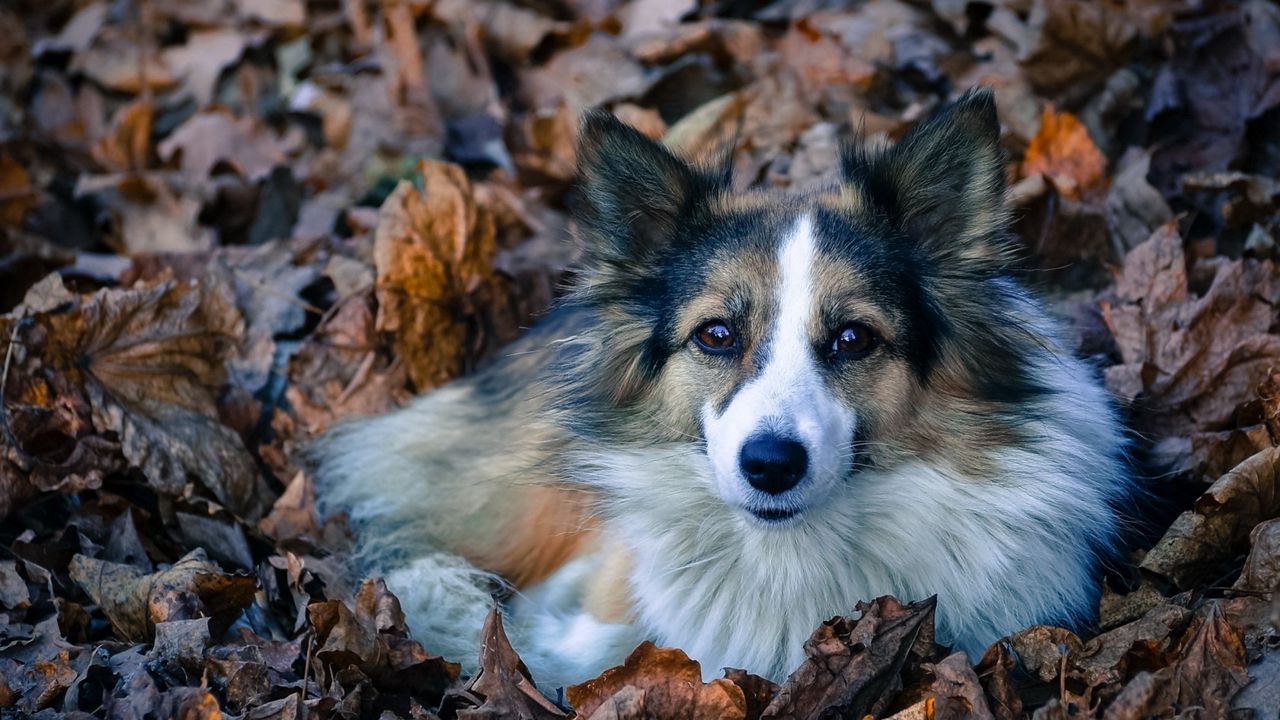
[75,173,215,254]
[1105,148,1173,255]
[72,28,177,95]
[0,153,38,229]
[0,560,30,610]
[974,643,1021,720]
[568,642,748,720]
[283,291,409,437]
[234,0,305,28]
[1148,1,1280,195]
[522,34,655,114]
[161,29,250,108]
[761,596,938,720]
[921,652,994,720]
[446,607,565,719]
[1017,0,1167,95]
[1,274,267,519]
[373,161,499,391]
[1182,171,1280,230]
[1104,602,1249,719]
[91,99,153,173]
[1142,447,1280,589]
[308,579,459,703]
[68,549,256,642]
[1022,106,1108,202]
[157,111,289,184]
[150,617,210,672]
[1234,517,1280,592]
[1103,222,1280,437]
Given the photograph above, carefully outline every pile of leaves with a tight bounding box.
[1,0,1278,717]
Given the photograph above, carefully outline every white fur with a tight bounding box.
[702,214,856,521]
[581,342,1126,680]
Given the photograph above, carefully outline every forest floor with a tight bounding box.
[1,0,1279,718]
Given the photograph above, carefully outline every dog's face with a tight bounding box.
[568,89,1037,525]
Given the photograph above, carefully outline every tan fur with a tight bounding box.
[466,485,601,588]
[582,544,634,623]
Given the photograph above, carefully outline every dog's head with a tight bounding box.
[565,88,1048,525]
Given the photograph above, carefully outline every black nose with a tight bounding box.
[739,434,808,495]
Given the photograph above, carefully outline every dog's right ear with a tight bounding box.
[573,110,723,281]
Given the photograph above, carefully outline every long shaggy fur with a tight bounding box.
[311,87,1135,688]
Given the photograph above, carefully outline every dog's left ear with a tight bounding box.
[573,110,724,283]
[842,87,1008,264]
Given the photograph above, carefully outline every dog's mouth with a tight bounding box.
[747,507,800,523]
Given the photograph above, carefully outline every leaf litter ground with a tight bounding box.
[1,0,1279,718]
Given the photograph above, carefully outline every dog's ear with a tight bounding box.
[573,110,723,277]
[842,87,1008,265]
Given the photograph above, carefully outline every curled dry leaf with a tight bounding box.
[761,596,938,720]
[1022,106,1108,202]
[1142,446,1280,589]
[68,549,256,643]
[568,642,748,720]
[1235,517,1280,592]
[373,160,499,391]
[447,607,566,719]
[1104,603,1249,720]
[975,642,1021,720]
[307,579,459,702]
[921,651,995,720]
[283,290,409,440]
[1103,222,1280,437]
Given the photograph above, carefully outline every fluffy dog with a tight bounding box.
[312,88,1133,687]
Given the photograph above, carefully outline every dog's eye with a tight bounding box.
[831,322,877,360]
[693,320,736,353]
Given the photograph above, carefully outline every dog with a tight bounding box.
[311,87,1134,687]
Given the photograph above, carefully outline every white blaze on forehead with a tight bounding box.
[702,213,856,508]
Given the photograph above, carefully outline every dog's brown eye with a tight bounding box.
[693,320,736,353]
[832,323,877,360]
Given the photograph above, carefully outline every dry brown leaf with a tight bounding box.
[91,98,153,173]
[1143,446,1280,589]
[1104,603,1250,720]
[1017,0,1166,95]
[234,0,304,28]
[761,596,938,720]
[1234,517,1280,592]
[974,643,1021,720]
[1022,106,1108,201]
[522,34,655,114]
[1103,222,1280,437]
[307,579,459,701]
[68,549,256,643]
[568,642,748,720]
[0,153,38,229]
[429,0,569,61]
[449,607,566,719]
[373,160,498,391]
[511,104,578,185]
[75,173,215,254]
[283,291,409,439]
[161,29,249,107]
[258,471,321,543]
[921,652,994,720]
[1,274,267,519]
[1007,625,1083,684]
[157,111,288,183]
[1105,148,1173,254]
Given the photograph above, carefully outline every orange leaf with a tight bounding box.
[1022,106,1108,201]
